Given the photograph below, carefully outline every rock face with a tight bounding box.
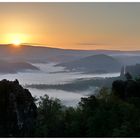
[120,64,140,77]
[0,79,37,137]
[125,64,140,76]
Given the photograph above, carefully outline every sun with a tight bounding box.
[4,33,28,47]
[12,39,21,46]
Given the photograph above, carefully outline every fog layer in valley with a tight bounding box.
[0,63,120,106]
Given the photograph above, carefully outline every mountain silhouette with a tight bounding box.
[57,54,122,73]
[1,44,140,64]
[0,60,39,74]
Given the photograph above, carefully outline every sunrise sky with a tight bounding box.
[0,3,140,50]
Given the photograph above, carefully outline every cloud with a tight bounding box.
[76,42,110,46]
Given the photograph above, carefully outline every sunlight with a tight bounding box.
[4,33,28,46]
[12,39,21,46]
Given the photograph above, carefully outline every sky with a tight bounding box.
[0,3,140,50]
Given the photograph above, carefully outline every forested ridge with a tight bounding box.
[1,73,140,137]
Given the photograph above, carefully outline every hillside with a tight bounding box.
[1,44,140,64]
[0,44,96,63]
[0,60,39,73]
[57,54,122,73]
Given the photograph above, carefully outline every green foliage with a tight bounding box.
[2,77,139,137]
[35,95,65,137]
[34,76,140,137]
[125,72,133,80]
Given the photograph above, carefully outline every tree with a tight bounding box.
[35,95,65,137]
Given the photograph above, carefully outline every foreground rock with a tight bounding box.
[0,79,37,137]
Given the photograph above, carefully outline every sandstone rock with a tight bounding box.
[0,79,37,137]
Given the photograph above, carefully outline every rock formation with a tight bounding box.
[0,79,37,137]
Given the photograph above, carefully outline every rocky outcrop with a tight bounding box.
[0,79,37,137]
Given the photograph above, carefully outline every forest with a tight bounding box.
[1,73,140,137]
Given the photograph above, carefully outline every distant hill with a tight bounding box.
[1,44,140,64]
[0,60,39,73]
[0,44,97,63]
[56,54,122,73]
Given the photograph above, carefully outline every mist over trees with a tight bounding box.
[33,74,140,137]
[1,74,140,137]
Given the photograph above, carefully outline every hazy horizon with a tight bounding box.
[2,43,140,51]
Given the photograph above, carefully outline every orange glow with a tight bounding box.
[0,3,140,51]
[4,33,28,45]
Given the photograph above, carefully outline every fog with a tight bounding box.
[0,63,120,106]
